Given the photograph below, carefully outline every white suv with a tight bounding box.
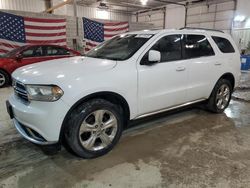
[6,28,241,158]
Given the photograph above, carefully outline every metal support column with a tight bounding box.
[73,0,79,50]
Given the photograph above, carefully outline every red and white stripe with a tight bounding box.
[24,17,66,45]
[85,21,129,52]
[0,17,66,54]
[0,39,23,54]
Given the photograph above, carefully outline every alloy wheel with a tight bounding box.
[216,84,230,110]
[79,109,118,151]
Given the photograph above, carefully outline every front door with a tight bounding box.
[137,34,189,116]
[19,46,47,66]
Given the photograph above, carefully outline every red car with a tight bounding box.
[0,44,81,87]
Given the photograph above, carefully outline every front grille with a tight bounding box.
[13,80,29,103]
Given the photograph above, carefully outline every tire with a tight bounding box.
[65,99,123,158]
[207,79,232,113]
[0,70,10,88]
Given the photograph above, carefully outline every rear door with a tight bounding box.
[182,34,218,101]
[137,34,189,115]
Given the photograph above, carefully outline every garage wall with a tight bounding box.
[0,0,45,12]
[66,5,130,21]
[186,0,236,33]
[129,22,155,31]
[131,4,186,30]
[132,8,165,30]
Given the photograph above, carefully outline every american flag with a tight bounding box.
[0,12,66,55]
[83,17,129,52]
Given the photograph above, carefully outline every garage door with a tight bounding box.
[186,0,235,33]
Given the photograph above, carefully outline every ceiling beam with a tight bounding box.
[43,0,73,13]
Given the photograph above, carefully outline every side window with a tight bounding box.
[22,46,43,57]
[212,36,235,53]
[183,35,215,59]
[142,35,182,63]
[46,46,70,56]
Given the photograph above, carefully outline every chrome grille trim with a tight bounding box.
[13,80,29,103]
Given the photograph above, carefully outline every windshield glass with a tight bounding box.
[1,46,26,58]
[85,34,153,61]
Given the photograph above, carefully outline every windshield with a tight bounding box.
[1,46,26,58]
[85,34,153,61]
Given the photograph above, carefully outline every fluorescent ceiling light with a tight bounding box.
[234,15,246,22]
[140,0,148,6]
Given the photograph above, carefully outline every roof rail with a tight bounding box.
[180,27,224,33]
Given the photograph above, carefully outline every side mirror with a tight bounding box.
[140,50,161,65]
[15,54,23,60]
[148,50,161,63]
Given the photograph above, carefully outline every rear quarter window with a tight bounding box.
[212,36,235,53]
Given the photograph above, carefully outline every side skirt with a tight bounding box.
[134,98,207,120]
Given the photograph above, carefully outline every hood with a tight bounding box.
[12,56,117,85]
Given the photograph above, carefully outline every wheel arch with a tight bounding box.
[219,72,235,89]
[59,91,130,143]
[209,72,235,98]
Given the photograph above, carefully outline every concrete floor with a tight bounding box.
[0,73,250,188]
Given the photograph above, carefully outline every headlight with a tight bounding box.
[26,85,64,102]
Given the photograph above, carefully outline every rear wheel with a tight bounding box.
[65,99,123,158]
[0,70,10,88]
[207,79,232,113]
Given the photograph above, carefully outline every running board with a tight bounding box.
[134,98,206,120]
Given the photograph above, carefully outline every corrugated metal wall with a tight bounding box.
[0,0,45,12]
[74,5,130,21]
[53,4,130,22]
[0,0,130,22]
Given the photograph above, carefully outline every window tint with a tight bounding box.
[212,36,235,53]
[141,35,182,63]
[22,46,43,57]
[46,46,70,56]
[183,35,215,59]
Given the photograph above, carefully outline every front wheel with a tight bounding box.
[65,99,123,158]
[0,70,10,88]
[207,79,232,113]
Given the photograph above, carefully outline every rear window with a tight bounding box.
[212,36,235,53]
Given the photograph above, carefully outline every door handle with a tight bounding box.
[176,67,186,71]
[214,62,222,66]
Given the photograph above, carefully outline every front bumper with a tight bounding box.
[7,94,70,145]
[13,119,57,145]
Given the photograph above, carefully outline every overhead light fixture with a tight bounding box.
[140,0,148,6]
[234,15,246,22]
[96,9,109,19]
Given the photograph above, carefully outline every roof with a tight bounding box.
[127,29,176,35]
[126,28,230,37]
